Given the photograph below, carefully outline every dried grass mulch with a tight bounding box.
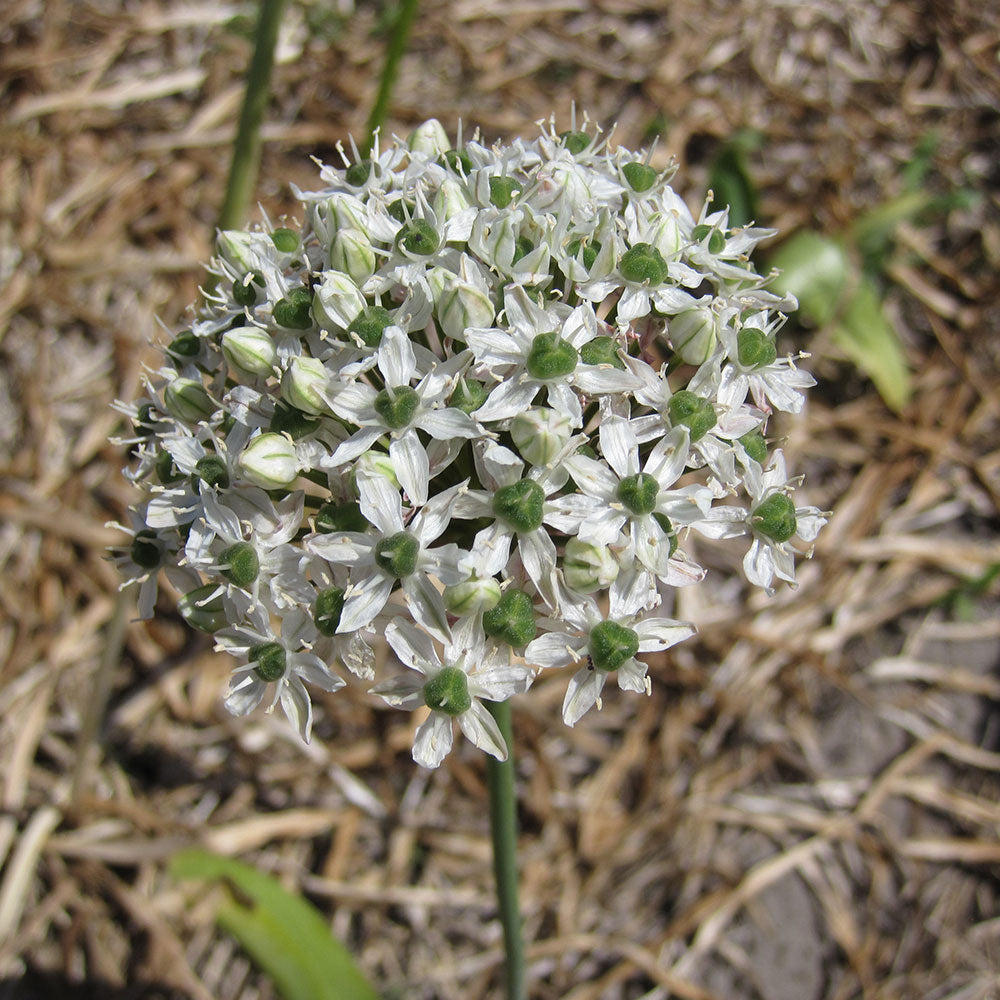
[1,1,999,998]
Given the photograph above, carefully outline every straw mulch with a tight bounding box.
[2,1,999,997]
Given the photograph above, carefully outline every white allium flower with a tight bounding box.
[371,616,533,768]
[114,118,822,764]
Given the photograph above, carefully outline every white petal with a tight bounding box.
[369,672,426,708]
[524,631,582,671]
[305,531,372,565]
[634,617,697,652]
[458,700,507,760]
[224,673,266,717]
[412,713,454,768]
[469,665,534,701]
[598,417,638,479]
[356,468,404,534]
[403,574,452,642]
[279,675,314,742]
[326,426,384,467]
[475,379,539,422]
[385,619,442,674]
[339,572,395,632]
[377,325,417,387]
[616,658,649,694]
[564,455,617,498]
[390,430,430,507]
[743,537,775,592]
[562,667,606,726]
[517,529,556,591]
[416,408,482,440]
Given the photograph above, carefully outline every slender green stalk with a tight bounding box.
[218,0,287,231]
[362,0,420,155]
[484,700,527,1000]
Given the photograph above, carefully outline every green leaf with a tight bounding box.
[170,850,379,1000]
[850,189,935,271]
[833,275,911,412]
[707,130,763,228]
[767,231,848,327]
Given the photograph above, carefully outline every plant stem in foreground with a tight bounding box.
[362,0,420,155]
[218,0,287,231]
[485,700,527,1000]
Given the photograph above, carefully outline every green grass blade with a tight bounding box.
[363,0,420,156]
[171,849,379,1000]
[767,230,848,327]
[833,275,911,412]
[707,130,762,228]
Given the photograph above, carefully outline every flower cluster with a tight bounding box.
[113,117,826,767]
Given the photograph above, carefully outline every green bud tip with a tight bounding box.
[692,224,726,254]
[483,589,536,647]
[315,501,368,534]
[622,161,658,193]
[232,277,258,307]
[738,431,767,465]
[348,306,393,348]
[580,335,625,369]
[489,175,522,209]
[619,242,669,285]
[345,159,372,187]
[443,148,472,174]
[567,238,601,270]
[314,586,346,637]
[395,219,440,256]
[617,472,659,516]
[449,378,487,414]
[374,531,420,578]
[423,666,472,717]
[653,513,679,557]
[493,479,545,534]
[130,530,161,570]
[525,332,578,380]
[737,328,778,369]
[270,228,299,253]
[560,130,591,155]
[752,493,797,543]
[374,385,420,429]
[667,390,717,442]
[589,620,640,672]
[249,642,286,682]
[194,455,230,489]
[220,541,260,588]
[155,450,182,484]
[168,331,200,358]
[270,401,319,441]
[273,286,313,330]
[512,235,534,264]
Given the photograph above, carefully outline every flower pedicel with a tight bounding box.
[113,117,827,765]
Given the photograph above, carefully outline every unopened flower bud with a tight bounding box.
[669,306,717,366]
[354,451,398,487]
[433,177,473,223]
[511,408,573,466]
[216,230,256,274]
[281,356,331,416]
[179,585,230,633]
[238,432,298,490]
[443,576,502,615]
[310,193,365,246]
[164,378,215,423]
[563,537,619,593]
[330,228,376,283]
[222,326,277,378]
[312,270,366,331]
[408,118,450,156]
[438,275,495,341]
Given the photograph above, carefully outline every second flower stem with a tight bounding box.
[485,700,527,1000]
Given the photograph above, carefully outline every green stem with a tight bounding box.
[485,700,526,1000]
[362,0,420,156]
[218,0,287,231]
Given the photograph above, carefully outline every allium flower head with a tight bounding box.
[113,116,826,765]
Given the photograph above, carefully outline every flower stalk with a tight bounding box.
[485,700,527,1000]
